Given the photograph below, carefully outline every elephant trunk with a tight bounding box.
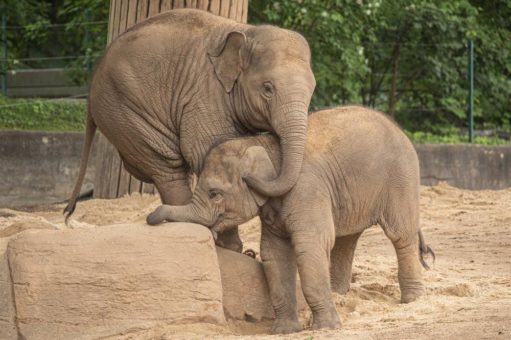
[245,102,308,197]
[146,203,213,226]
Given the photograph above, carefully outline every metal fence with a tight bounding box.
[0,13,505,143]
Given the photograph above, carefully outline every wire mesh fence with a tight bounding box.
[0,14,509,143]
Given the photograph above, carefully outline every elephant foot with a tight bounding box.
[271,317,302,334]
[331,282,351,295]
[311,309,342,330]
[400,282,425,303]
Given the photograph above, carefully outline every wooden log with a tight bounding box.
[211,0,221,15]
[126,0,138,28]
[160,0,173,11]
[119,0,129,33]
[148,0,160,16]
[117,165,131,196]
[94,0,248,199]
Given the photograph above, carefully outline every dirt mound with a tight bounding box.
[1,183,510,339]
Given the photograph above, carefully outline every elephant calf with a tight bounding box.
[147,106,434,334]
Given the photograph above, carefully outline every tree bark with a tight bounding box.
[94,0,248,198]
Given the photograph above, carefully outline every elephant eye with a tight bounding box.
[208,189,223,201]
[262,81,275,99]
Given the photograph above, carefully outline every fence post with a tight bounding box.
[1,13,7,96]
[84,9,93,78]
[467,39,474,143]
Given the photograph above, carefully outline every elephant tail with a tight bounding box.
[418,229,436,270]
[63,110,97,225]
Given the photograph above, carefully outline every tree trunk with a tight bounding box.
[94,0,248,199]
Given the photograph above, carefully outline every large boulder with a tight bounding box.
[1,221,309,339]
[5,222,225,340]
[217,247,274,320]
[0,239,17,340]
[218,247,307,321]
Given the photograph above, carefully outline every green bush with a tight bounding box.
[0,96,86,131]
[406,129,509,145]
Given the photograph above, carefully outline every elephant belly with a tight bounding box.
[333,207,377,238]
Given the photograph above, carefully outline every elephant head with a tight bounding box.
[208,26,315,197]
[147,141,276,231]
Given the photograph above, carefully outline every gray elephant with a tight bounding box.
[147,106,435,334]
[64,9,316,251]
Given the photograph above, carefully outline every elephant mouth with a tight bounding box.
[211,213,226,232]
[211,213,241,234]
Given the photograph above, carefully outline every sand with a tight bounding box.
[1,182,510,339]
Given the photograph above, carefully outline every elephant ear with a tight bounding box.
[242,146,277,207]
[208,31,247,93]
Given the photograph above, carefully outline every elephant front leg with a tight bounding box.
[290,213,341,330]
[330,232,362,294]
[261,227,301,334]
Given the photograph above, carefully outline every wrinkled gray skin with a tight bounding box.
[147,106,435,334]
[64,9,315,252]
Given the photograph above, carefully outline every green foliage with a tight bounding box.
[3,0,108,82]
[58,0,109,84]
[2,0,510,140]
[406,129,509,145]
[250,0,511,134]
[0,96,86,131]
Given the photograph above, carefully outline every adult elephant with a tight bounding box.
[64,9,316,251]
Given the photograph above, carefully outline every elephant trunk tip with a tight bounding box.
[146,205,170,225]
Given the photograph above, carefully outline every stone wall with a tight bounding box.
[415,144,511,190]
[0,131,509,208]
[0,131,96,208]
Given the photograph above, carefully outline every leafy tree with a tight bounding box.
[2,0,108,81]
[3,0,510,135]
[250,0,511,133]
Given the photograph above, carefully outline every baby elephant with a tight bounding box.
[147,106,434,334]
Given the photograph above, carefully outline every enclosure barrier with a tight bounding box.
[1,131,509,209]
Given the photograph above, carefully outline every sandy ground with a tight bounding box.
[1,182,510,339]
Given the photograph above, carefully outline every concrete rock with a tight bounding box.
[0,218,59,238]
[6,222,225,340]
[0,239,17,340]
[217,247,274,321]
[217,247,307,321]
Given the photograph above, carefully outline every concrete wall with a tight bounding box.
[0,131,96,208]
[415,144,511,190]
[7,69,88,98]
[0,131,509,208]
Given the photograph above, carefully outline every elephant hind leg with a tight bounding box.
[330,232,362,294]
[153,172,193,205]
[389,232,425,303]
[379,194,424,303]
